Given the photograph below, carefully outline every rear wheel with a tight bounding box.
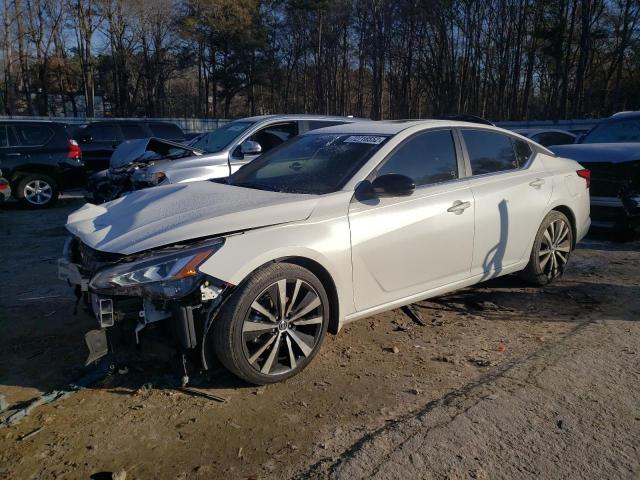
[16,174,59,208]
[520,210,573,286]
[213,263,329,385]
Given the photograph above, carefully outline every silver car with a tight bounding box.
[60,120,590,385]
[132,114,360,188]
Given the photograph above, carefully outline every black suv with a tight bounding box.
[73,121,185,171]
[0,121,84,208]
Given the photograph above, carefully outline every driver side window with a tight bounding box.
[248,122,298,154]
[377,130,458,186]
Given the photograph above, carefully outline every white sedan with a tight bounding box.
[61,120,591,384]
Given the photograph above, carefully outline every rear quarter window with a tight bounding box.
[14,124,54,146]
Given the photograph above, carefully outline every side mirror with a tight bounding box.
[240,140,262,156]
[371,174,415,197]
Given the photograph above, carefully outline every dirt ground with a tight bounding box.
[0,197,639,479]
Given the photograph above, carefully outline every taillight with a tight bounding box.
[68,139,81,159]
[0,179,9,190]
[576,169,590,188]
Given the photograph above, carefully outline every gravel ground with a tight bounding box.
[0,198,638,479]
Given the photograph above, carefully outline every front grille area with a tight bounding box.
[75,239,123,274]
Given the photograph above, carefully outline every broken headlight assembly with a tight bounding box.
[133,168,167,186]
[89,238,224,299]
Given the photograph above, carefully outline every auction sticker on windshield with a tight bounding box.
[344,135,387,145]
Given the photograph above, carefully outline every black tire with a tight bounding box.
[15,174,59,208]
[213,262,330,385]
[520,210,573,286]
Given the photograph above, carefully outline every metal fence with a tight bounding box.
[0,115,600,134]
[0,115,229,134]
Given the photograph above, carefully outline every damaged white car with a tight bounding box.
[59,120,590,385]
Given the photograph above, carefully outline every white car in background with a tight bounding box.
[60,120,590,385]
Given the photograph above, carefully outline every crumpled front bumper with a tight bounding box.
[58,237,228,368]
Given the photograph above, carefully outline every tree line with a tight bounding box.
[1,0,639,121]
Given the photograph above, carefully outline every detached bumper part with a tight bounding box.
[85,329,109,365]
[173,305,199,350]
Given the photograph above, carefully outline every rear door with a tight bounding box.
[348,129,475,311]
[0,123,23,180]
[459,129,553,278]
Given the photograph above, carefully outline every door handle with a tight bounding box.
[6,152,21,156]
[447,200,471,214]
[529,178,546,189]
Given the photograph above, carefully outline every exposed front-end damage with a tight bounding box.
[58,235,234,383]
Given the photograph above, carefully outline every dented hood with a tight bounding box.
[66,181,318,254]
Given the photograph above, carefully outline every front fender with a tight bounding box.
[166,164,231,184]
[197,218,355,322]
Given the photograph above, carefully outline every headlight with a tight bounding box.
[90,239,224,298]
[147,171,167,185]
[133,169,167,186]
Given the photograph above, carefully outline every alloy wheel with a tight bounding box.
[24,179,53,205]
[241,278,325,376]
[538,219,571,280]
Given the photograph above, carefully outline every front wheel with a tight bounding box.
[212,263,329,385]
[520,210,573,286]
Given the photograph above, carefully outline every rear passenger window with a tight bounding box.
[120,123,147,139]
[14,124,53,146]
[462,130,519,175]
[377,130,458,186]
[149,123,184,140]
[90,124,118,141]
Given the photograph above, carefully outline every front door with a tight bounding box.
[229,122,299,172]
[348,129,475,312]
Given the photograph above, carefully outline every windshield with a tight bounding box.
[229,133,390,194]
[582,118,640,143]
[191,121,254,153]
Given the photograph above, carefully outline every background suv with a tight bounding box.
[551,111,640,233]
[73,120,185,172]
[0,120,84,208]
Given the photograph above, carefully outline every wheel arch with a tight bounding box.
[226,255,341,335]
[550,204,577,249]
[274,256,340,335]
[10,165,61,189]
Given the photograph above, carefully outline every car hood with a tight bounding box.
[110,137,202,169]
[66,181,319,255]
[550,143,640,164]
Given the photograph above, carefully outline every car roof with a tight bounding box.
[237,114,365,123]
[302,119,506,135]
[609,111,640,120]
